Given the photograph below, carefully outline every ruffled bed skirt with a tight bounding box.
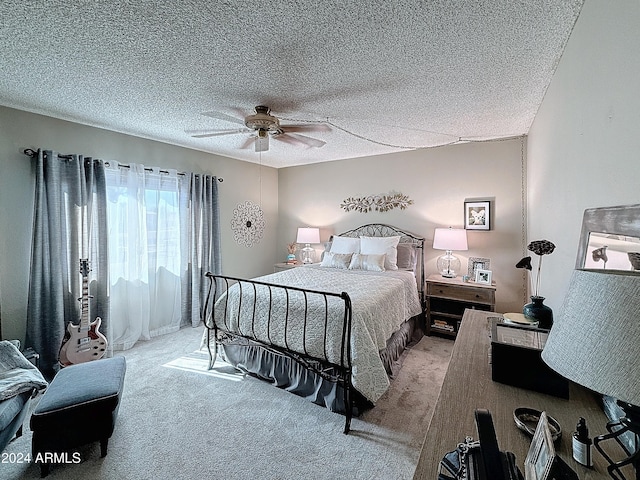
[219,314,423,415]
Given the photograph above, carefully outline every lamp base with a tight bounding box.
[594,401,640,479]
[436,251,461,278]
[300,244,315,264]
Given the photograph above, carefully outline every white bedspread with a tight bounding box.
[207,266,422,403]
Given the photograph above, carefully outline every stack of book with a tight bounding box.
[432,319,454,332]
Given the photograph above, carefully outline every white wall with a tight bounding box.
[0,106,279,341]
[527,0,640,310]
[278,139,527,313]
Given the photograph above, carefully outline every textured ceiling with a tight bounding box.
[0,1,583,168]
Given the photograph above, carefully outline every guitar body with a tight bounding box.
[59,259,108,367]
[60,317,107,366]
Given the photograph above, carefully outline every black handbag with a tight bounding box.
[438,409,524,480]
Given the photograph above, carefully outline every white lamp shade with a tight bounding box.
[296,227,320,244]
[541,269,640,406]
[433,227,468,251]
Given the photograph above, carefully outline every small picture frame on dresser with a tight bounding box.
[475,269,492,285]
[524,411,578,480]
[468,257,490,279]
[525,412,555,480]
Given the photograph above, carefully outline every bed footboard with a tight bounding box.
[202,272,355,434]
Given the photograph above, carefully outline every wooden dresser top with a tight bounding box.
[413,309,620,479]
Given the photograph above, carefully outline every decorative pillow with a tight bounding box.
[396,243,417,271]
[360,236,401,270]
[320,242,332,261]
[330,235,361,254]
[348,253,386,272]
[320,252,352,269]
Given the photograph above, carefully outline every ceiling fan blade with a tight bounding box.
[282,132,326,148]
[273,134,305,147]
[282,123,331,134]
[238,137,255,150]
[187,128,248,138]
[200,110,246,126]
[228,106,251,120]
[255,135,269,152]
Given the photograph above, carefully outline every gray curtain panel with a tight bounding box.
[27,150,109,379]
[182,173,222,327]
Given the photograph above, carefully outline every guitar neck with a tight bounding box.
[79,259,91,333]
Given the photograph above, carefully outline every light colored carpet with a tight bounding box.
[3,326,452,480]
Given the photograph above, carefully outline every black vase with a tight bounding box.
[523,296,553,329]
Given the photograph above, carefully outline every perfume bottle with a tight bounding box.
[572,417,593,467]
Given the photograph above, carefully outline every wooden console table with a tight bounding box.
[413,309,629,479]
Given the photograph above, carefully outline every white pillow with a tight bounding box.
[330,235,360,254]
[348,253,386,272]
[360,236,401,270]
[320,252,352,269]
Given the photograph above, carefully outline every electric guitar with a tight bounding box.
[59,259,108,366]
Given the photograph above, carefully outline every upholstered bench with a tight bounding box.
[30,356,126,477]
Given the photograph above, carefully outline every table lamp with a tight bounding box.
[296,227,320,264]
[433,227,468,278]
[541,269,640,479]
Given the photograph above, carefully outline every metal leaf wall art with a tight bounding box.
[340,191,413,213]
[231,200,266,247]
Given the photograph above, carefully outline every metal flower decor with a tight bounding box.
[516,239,556,297]
[231,201,266,247]
[340,191,413,213]
[516,240,556,297]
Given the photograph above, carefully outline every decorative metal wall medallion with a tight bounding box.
[340,191,414,213]
[231,201,266,247]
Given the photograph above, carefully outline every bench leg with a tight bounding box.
[100,438,109,457]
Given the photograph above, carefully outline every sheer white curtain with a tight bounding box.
[105,163,188,350]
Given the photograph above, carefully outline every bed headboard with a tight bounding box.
[334,223,425,307]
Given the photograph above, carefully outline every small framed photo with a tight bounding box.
[468,257,490,279]
[465,201,490,230]
[525,412,555,480]
[475,269,492,285]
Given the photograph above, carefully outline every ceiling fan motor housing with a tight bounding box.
[245,105,281,134]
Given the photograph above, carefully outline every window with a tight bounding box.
[105,164,187,349]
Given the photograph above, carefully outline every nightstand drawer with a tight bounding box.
[428,283,494,304]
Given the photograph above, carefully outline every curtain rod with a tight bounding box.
[22,148,223,182]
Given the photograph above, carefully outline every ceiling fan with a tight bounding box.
[188,105,330,152]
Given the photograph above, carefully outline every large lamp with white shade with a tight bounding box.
[296,227,320,264]
[541,269,640,479]
[433,227,468,278]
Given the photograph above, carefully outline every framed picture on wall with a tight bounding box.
[464,201,491,230]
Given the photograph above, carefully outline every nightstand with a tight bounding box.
[425,273,496,338]
[273,262,315,272]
